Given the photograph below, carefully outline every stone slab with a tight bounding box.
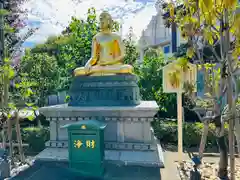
[39,101,158,118]
[35,146,164,168]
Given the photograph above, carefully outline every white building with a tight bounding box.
[138,0,185,62]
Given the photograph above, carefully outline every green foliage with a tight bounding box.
[19,50,60,106]
[59,9,98,68]
[136,49,177,117]
[123,27,139,65]
[152,120,229,148]
[0,58,36,121]
[31,35,74,55]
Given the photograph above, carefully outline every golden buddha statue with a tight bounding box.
[74,11,134,76]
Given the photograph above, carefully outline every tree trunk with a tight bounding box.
[227,76,236,180]
[1,128,5,149]
[235,128,240,156]
[199,121,209,158]
[15,112,25,163]
[225,8,235,180]
[7,118,13,162]
[217,136,228,178]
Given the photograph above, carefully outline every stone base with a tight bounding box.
[39,101,158,147]
[38,101,163,168]
[35,144,164,168]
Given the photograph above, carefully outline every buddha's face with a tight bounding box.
[100,12,112,31]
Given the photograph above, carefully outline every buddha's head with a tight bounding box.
[99,11,113,31]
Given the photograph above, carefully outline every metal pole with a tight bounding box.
[171,22,177,53]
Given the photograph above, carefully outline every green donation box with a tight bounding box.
[62,120,106,178]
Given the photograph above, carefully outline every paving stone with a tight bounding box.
[10,160,161,180]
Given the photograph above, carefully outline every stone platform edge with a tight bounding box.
[39,101,158,113]
[39,101,159,121]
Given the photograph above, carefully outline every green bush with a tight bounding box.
[152,120,228,148]
[21,127,50,153]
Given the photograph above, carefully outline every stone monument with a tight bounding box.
[37,11,164,168]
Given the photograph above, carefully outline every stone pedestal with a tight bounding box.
[68,75,140,106]
[37,75,164,168]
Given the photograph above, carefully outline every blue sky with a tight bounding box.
[22,0,159,48]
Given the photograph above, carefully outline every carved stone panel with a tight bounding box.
[68,74,141,106]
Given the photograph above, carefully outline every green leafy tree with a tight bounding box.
[123,27,139,65]
[137,48,177,118]
[19,50,60,107]
[162,0,240,178]
[0,58,36,163]
[0,2,37,164]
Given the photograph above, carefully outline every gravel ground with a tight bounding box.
[177,161,240,180]
[4,156,35,179]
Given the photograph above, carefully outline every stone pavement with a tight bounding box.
[8,144,164,180]
[11,149,239,180]
[10,160,161,180]
[160,151,182,180]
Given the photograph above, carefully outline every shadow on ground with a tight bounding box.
[10,160,161,180]
[162,144,220,153]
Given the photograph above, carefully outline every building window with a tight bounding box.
[163,45,170,54]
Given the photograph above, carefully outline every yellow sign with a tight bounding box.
[74,140,83,148]
[73,140,96,149]
[162,61,197,93]
[86,140,95,149]
[81,125,86,129]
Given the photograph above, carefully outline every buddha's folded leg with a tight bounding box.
[90,65,133,74]
[74,64,134,76]
[119,64,134,74]
[74,67,86,76]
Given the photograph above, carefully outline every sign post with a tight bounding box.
[162,60,197,162]
[177,92,183,161]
